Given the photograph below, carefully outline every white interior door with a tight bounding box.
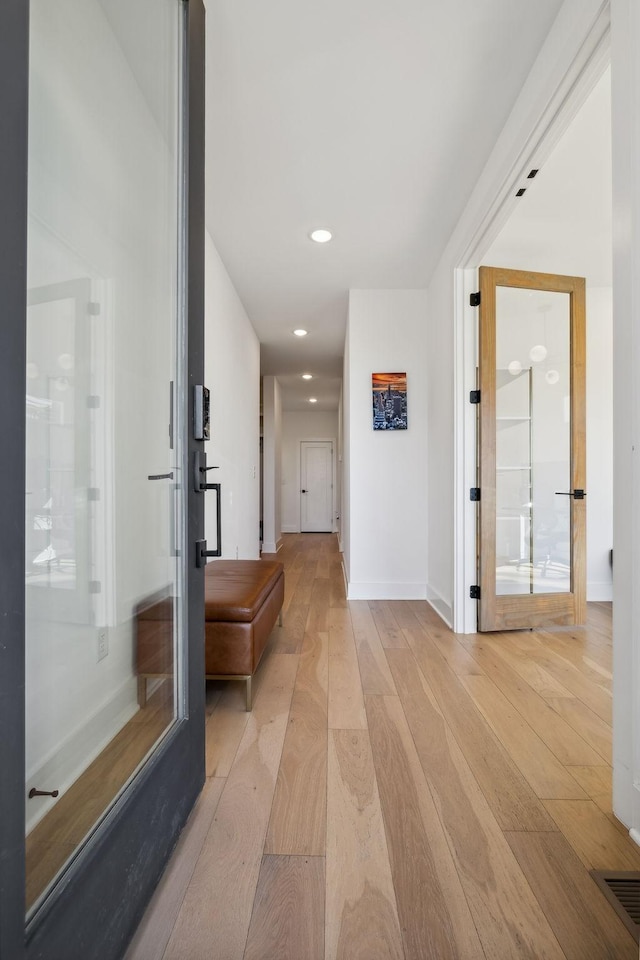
[300,441,333,532]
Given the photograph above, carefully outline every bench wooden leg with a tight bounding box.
[246,676,252,712]
[278,608,283,627]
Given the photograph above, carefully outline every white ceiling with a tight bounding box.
[486,67,612,283]
[204,0,567,410]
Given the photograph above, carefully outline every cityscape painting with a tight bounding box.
[372,372,407,430]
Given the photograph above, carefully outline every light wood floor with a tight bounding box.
[126,533,637,960]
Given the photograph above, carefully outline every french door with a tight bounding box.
[0,2,206,958]
[477,266,586,631]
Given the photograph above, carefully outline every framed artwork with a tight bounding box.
[372,372,407,430]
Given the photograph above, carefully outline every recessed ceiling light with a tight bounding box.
[309,397,317,403]
[302,373,313,380]
[309,229,332,243]
[293,328,308,337]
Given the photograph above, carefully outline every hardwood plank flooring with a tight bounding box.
[272,601,309,654]
[460,635,605,766]
[546,695,612,764]
[325,729,404,960]
[328,606,367,730]
[385,648,565,958]
[264,631,328,855]
[542,799,640,871]
[205,684,250,778]
[365,693,483,959]
[243,855,325,960]
[504,831,637,959]
[350,600,398,696]
[162,652,298,960]
[402,626,555,831]
[459,674,588,799]
[368,601,407,649]
[508,632,612,723]
[409,601,485,676]
[128,535,636,960]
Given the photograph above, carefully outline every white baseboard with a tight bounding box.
[587,581,613,602]
[26,679,139,833]
[426,584,454,628]
[347,581,428,601]
[262,541,278,553]
[281,524,299,534]
[341,560,348,597]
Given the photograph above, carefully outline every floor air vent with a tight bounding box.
[591,870,640,942]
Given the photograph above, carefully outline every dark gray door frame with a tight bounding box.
[0,2,29,958]
[0,2,206,958]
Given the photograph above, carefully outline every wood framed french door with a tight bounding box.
[477,266,586,631]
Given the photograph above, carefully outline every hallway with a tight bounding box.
[127,534,637,959]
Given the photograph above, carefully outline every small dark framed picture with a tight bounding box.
[372,373,407,430]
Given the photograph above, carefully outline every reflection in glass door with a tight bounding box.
[25,0,185,914]
[477,267,586,631]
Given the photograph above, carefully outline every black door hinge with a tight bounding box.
[469,390,481,404]
[470,487,480,501]
[470,585,481,600]
[469,292,481,307]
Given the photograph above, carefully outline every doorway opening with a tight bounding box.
[456,63,612,634]
[300,440,334,533]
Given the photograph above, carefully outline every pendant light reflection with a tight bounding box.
[529,344,547,363]
[508,360,522,376]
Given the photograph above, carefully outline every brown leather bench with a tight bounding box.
[203,559,284,710]
[136,560,284,712]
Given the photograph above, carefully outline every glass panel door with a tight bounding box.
[478,267,586,631]
[25,0,185,914]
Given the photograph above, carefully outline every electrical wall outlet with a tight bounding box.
[97,629,109,662]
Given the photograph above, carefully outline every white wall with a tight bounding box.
[262,375,283,552]
[204,232,260,560]
[337,387,344,548]
[344,290,428,599]
[342,341,351,567]
[281,410,339,532]
[425,266,456,623]
[586,287,613,599]
[611,0,640,834]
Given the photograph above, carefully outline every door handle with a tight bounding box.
[148,472,174,481]
[555,489,585,499]
[301,489,308,493]
[193,450,219,492]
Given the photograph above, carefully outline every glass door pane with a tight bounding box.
[477,266,586,631]
[495,287,571,595]
[25,0,185,914]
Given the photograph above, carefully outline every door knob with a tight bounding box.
[301,489,307,493]
[555,489,586,500]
